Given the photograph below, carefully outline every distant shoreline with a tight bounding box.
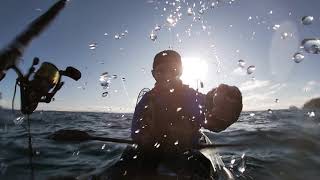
[303,97,320,109]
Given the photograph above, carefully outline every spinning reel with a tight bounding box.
[10,57,81,114]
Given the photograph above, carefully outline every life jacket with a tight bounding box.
[142,81,203,153]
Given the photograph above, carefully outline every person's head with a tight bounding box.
[152,50,182,83]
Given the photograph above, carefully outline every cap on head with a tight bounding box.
[153,50,182,69]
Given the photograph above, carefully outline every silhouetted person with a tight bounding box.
[107,50,242,179]
[132,50,242,152]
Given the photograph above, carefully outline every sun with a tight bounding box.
[180,57,208,89]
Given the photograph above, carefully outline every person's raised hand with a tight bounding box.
[205,84,242,132]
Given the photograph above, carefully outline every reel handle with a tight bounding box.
[60,66,81,81]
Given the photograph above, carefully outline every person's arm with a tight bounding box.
[131,92,152,144]
[204,84,243,132]
[131,94,149,141]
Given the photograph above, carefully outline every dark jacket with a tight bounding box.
[131,82,243,152]
[131,81,206,151]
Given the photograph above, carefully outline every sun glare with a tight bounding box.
[180,57,208,89]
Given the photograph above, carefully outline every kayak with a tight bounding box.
[78,133,235,180]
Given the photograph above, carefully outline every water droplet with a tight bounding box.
[238,153,246,173]
[272,24,280,31]
[114,34,121,40]
[141,68,146,74]
[187,7,194,15]
[89,43,97,50]
[35,8,42,12]
[301,16,314,25]
[123,170,127,176]
[250,113,255,117]
[238,59,246,68]
[301,38,320,54]
[308,111,315,117]
[135,129,140,134]
[166,16,176,26]
[133,155,138,159]
[170,89,175,93]
[102,92,109,97]
[247,65,256,75]
[121,77,126,82]
[150,31,157,42]
[174,140,179,145]
[268,109,273,114]
[35,151,40,155]
[104,32,108,36]
[14,116,24,125]
[154,25,161,31]
[154,142,161,148]
[112,75,118,79]
[198,8,204,15]
[101,144,106,149]
[210,2,216,8]
[275,98,279,103]
[230,158,236,165]
[176,107,182,112]
[238,163,245,173]
[187,155,194,160]
[202,25,207,31]
[269,10,273,15]
[103,86,109,90]
[292,52,304,63]
[132,144,138,149]
[248,16,252,20]
[99,72,110,87]
[281,32,289,39]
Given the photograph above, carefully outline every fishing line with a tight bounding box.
[11,80,18,114]
[121,78,130,101]
[26,115,34,180]
[305,27,318,37]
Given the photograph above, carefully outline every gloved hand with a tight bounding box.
[205,84,242,132]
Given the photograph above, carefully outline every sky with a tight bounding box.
[0,0,320,112]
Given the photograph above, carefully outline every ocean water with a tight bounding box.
[0,109,319,180]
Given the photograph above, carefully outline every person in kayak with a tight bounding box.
[106,50,242,179]
[131,50,243,152]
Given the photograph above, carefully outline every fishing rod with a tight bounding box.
[0,0,67,81]
[0,1,80,179]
